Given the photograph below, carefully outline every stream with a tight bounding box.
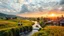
[21,21,41,36]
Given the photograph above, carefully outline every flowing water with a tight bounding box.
[21,21,41,36]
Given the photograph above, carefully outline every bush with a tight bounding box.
[19,27,23,33]
[11,28,20,36]
[0,30,13,36]
[0,25,33,36]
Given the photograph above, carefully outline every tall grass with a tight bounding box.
[32,26,64,36]
[0,19,34,36]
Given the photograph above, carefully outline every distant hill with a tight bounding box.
[0,13,16,17]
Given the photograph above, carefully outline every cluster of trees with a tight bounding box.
[0,17,17,20]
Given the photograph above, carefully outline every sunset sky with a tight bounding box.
[0,0,64,17]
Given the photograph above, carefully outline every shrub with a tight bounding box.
[11,28,20,36]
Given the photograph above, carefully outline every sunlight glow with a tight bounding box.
[50,14,55,17]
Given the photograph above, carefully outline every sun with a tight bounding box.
[49,13,56,17]
[51,14,55,16]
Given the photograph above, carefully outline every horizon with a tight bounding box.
[17,10,64,18]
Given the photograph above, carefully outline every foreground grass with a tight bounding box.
[0,19,34,36]
[32,26,64,36]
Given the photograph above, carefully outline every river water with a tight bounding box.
[21,21,41,36]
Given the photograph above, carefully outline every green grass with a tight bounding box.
[0,19,34,36]
[32,26,64,36]
[0,19,34,29]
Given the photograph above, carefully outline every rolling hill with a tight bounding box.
[0,13,17,17]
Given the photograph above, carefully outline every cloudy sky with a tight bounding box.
[0,0,64,15]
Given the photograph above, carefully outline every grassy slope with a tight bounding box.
[0,19,34,31]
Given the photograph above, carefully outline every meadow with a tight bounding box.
[0,18,34,36]
[32,26,64,36]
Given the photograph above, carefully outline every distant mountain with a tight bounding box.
[0,13,7,17]
[0,13,16,17]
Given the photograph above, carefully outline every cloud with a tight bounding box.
[0,0,62,15]
[0,0,22,14]
[20,4,30,13]
[60,0,64,5]
[0,8,16,13]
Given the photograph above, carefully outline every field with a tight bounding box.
[32,26,64,36]
[0,19,34,36]
[0,17,64,36]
